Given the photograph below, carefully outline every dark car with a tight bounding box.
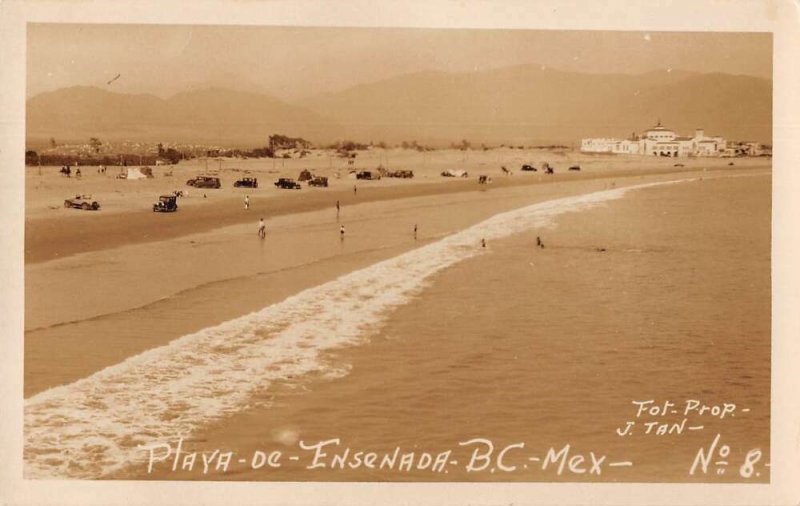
[233,177,258,188]
[521,164,537,172]
[387,170,414,178]
[674,163,685,167]
[356,170,380,180]
[186,176,221,189]
[64,195,100,211]
[274,178,301,189]
[308,176,329,187]
[568,165,581,171]
[153,194,178,212]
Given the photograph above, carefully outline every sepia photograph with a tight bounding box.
[2,1,800,505]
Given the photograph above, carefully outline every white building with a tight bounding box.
[581,121,728,157]
[580,136,641,155]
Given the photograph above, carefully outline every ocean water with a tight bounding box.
[24,174,770,481]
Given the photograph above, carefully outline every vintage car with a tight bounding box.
[186,176,221,188]
[568,165,581,171]
[387,169,414,178]
[153,194,178,212]
[308,176,329,187]
[356,170,381,180]
[520,164,537,172]
[274,178,302,189]
[64,194,100,211]
[233,177,258,188]
[441,169,468,178]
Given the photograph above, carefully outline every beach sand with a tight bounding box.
[23,152,771,482]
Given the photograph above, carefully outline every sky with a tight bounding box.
[27,24,772,101]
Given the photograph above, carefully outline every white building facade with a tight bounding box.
[581,121,728,157]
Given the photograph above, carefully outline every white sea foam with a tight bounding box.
[24,178,696,479]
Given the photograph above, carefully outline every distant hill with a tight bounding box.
[26,86,338,147]
[27,67,772,148]
[301,66,771,145]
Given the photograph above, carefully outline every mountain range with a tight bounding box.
[26,65,772,147]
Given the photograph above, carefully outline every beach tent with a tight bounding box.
[298,169,313,181]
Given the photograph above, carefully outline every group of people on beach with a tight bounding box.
[254,198,428,247]
[247,191,513,251]
[59,166,79,178]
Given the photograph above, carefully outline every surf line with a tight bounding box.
[24,176,703,479]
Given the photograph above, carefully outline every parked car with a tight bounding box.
[674,163,685,167]
[521,164,537,171]
[387,169,414,178]
[64,195,100,211]
[308,176,329,187]
[274,178,301,189]
[233,177,258,188]
[568,165,581,171]
[356,170,380,180]
[441,169,468,178]
[186,176,221,188]
[153,194,178,212]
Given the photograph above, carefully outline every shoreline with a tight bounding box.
[25,159,769,264]
[24,167,771,400]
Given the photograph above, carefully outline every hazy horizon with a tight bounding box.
[27,24,772,102]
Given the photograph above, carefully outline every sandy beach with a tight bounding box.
[23,151,771,482]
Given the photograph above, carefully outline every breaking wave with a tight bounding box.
[24,178,694,479]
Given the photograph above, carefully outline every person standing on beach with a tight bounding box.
[353,185,357,196]
[340,225,345,240]
[258,218,266,239]
[244,195,250,210]
[336,200,340,218]
[481,238,486,248]
[414,224,418,240]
